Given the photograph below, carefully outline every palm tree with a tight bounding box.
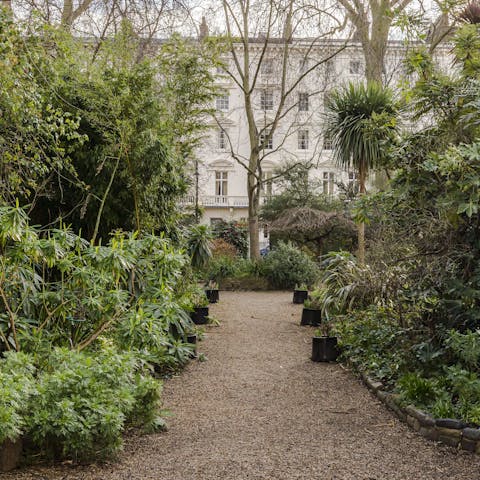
[325,81,398,264]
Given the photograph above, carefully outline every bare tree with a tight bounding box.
[214,0,347,259]
[335,0,415,82]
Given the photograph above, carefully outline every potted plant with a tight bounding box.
[301,291,322,326]
[311,317,339,362]
[190,290,210,325]
[205,280,220,304]
[293,284,308,304]
[186,331,198,358]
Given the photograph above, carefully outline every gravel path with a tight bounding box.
[8,291,480,479]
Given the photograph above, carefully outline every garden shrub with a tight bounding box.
[204,255,241,282]
[210,238,239,259]
[27,347,162,461]
[212,220,248,257]
[0,352,36,444]
[262,241,318,289]
[336,306,413,384]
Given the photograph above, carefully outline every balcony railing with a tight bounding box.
[179,195,272,208]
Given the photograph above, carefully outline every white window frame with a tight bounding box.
[298,130,309,150]
[261,59,274,75]
[215,171,228,196]
[298,93,309,112]
[325,59,335,77]
[323,172,335,195]
[216,95,229,111]
[218,129,227,150]
[260,90,274,111]
[259,130,273,150]
[349,60,362,75]
[261,171,274,197]
[323,133,333,150]
[299,57,309,74]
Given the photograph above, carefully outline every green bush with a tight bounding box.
[28,347,161,461]
[0,352,36,443]
[212,220,248,257]
[204,255,241,282]
[336,306,412,384]
[262,241,318,289]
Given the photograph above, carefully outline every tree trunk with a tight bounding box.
[357,167,367,265]
[248,169,260,260]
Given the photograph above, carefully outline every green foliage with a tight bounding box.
[204,255,241,282]
[262,241,318,289]
[446,329,480,370]
[397,373,441,406]
[0,352,36,443]
[336,306,412,384]
[187,225,213,269]
[316,251,374,317]
[28,347,161,461]
[212,220,248,257]
[325,82,398,177]
[0,13,84,205]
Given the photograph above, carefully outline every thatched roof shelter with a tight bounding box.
[269,207,354,235]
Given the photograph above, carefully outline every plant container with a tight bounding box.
[311,336,339,362]
[187,333,197,358]
[301,308,321,326]
[293,289,308,304]
[0,438,22,472]
[205,289,219,303]
[190,307,209,325]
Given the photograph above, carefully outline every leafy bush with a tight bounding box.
[186,224,213,269]
[397,373,441,406]
[0,352,36,443]
[336,306,412,384]
[212,220,248,257]
[210,238,239,259]
[262,241,319,289]
[204,255,241,282]
[28,347,161,461]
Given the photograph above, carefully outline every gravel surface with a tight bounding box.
[7,291,480,479]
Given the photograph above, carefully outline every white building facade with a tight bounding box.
[182,37,451,251]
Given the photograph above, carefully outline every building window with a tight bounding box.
[299,57,309,74]
[325,59,335,77]
[348,171,359,191]
[261,59,274,75]
[298,93,309,112]
[323,172,335,195]
[323,132,333,150]
[260,90,274,111]
[215,171,228,196]
[218,129,227,150]
[261,171,273,197]
[349,60,362,75]
[259,130,273,150]
[216,95,229,111]
[298,130,309,150]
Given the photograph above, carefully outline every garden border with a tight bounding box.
[348,361,480,454]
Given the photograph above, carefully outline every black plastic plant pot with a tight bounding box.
[293,289,308,304]
[205,289,219,304]
[311,336,339,362]
[186,334,197,358]
[190,307,209,325]
[301,308,321,326]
